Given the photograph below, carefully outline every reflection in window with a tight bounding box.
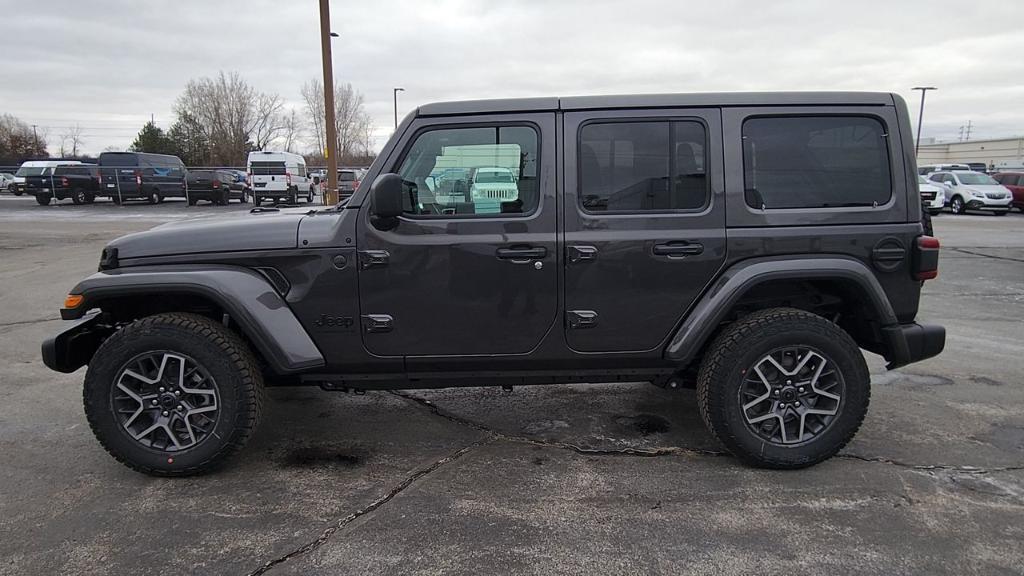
[396,126,539,216]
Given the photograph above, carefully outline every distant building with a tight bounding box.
[917,137,1024,171]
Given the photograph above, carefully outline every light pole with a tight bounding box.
[912,86,937,157]
[319,0,339,205]
[393,87,404,129]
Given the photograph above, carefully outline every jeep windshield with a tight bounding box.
[476,172,514,184]
[956,172,998,185]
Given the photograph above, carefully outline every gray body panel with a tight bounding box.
[43,91,941,385]
[664,255,897,365]
[110,212,304,259]
[68,265,324,373]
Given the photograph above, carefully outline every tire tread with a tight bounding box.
[83,312,263,477]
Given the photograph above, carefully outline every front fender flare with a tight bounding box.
[61,265,325,374]
[663,256,898,367]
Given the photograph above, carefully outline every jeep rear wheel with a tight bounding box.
[83,313,263,476]
[696,307,869,469]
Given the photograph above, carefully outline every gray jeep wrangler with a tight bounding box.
[42,92,944,476]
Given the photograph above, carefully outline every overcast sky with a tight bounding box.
[3,0,1022,155]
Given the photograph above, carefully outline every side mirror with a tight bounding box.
[370,173,403,230]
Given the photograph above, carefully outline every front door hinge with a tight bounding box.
[361,314,394,333]
[358,250,390,270]
[567,310,599,329]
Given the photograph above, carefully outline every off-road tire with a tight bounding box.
[83,313,264,476]
[35,194,51,206]
[696,307,870,469]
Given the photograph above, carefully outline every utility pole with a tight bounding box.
[31,124,39,153]
[319,0,338,205]
[393,87,404,129]
[964,120,973,142]
[912,86,936,156]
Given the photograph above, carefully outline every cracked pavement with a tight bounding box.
[0,198,1022,575]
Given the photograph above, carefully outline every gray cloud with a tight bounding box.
[3,0,1021,155]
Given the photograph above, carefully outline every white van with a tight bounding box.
[10,160,83,196]
[246,151,314,206]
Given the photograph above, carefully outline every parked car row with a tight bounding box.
[310,167,368,197]
[2,152,375,207]
[920,169,1019,216]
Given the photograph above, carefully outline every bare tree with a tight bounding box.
[0,114,49,161]
[280,108,303,153]
[301,78,374,162]
[250,93,285,150]
[174,71,267,165]
[301,79,326,155]
[58,124,85,157]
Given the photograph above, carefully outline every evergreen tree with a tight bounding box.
[129,121,176,155]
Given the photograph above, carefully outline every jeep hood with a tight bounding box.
[107,210,308,260]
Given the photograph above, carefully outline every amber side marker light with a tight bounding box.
[63,294,84,309]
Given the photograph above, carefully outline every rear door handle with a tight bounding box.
[653,242,703,257]
[496,246,547,261]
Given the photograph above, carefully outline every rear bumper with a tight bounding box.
[882,322,945,369]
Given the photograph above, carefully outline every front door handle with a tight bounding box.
[653,242,704,257]
[496,246,547,262]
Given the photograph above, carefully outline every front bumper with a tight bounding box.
[965,196,1011,211]
[882,322,945,369]
[41,312,109,373]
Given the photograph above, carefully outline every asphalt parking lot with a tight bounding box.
[1,195,1022,575]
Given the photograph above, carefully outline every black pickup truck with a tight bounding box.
[26,165,101,205]
[42,91,944,476]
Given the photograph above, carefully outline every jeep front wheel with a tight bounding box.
[696,307,869,469]
[83,313,263,476]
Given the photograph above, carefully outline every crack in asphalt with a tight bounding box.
[389,390,730,458]
[0,316,60,328]
[249,390,1024,574]
[247,437,492,576]
[390,392,1024,474]
[948,247,1024,264]
[835,453,1024,475]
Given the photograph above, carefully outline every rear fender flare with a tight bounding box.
[664,256,898,366]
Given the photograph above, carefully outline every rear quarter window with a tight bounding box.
[742,116,892,209]
[250,162,287,176]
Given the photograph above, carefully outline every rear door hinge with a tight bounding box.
[567,310,599,329]
[566,245,598,264]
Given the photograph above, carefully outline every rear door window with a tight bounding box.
[250,162,287,176]
[578,120,708,212]
[742,116,892,209]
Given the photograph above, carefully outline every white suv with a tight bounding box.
[928,170,1012,215]
[918,175,945,215]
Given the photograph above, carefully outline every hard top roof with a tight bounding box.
[417,92,896,116]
